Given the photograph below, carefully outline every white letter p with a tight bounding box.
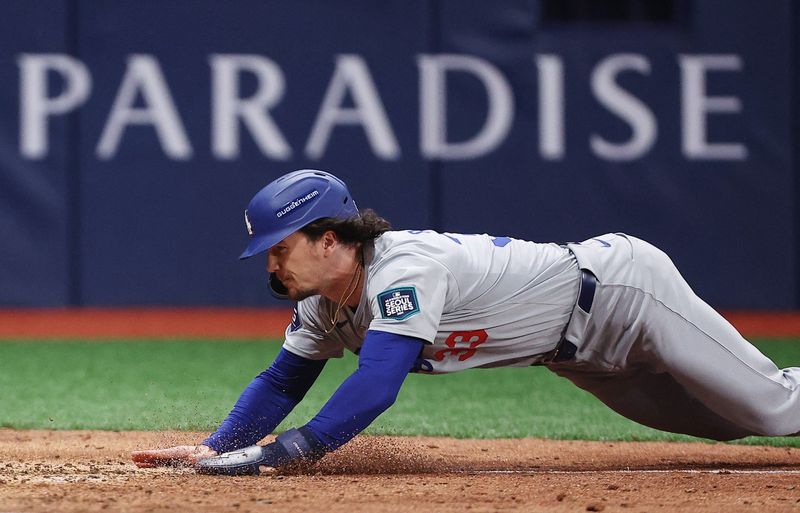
[18,54,91,159]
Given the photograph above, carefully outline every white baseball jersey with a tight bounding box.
[286,230,800,440]
[283,230,581,373]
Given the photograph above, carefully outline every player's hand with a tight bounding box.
[131,444,217,468]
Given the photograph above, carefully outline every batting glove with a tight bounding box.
[196,427,325,476]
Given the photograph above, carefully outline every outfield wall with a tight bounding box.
[0,308,797,340]
[0,1,796,308]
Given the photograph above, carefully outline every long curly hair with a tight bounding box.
[298,209,392,246]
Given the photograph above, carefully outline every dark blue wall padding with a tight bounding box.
[0,0,794,308]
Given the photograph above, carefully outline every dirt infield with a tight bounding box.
[2,430,800,512]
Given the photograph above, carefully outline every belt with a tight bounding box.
[577,268,597,314]
[543,269,597,364]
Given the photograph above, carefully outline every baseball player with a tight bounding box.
[132,169,800,475]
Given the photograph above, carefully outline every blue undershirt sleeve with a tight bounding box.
[303,330,425,451]
[202,348,327,454]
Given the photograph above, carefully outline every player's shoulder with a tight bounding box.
[372,230,455,262]
[376,229,467,247]
[374,229,540,255]
[377,229,432,244]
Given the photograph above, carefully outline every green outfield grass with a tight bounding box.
[1,339,799,446]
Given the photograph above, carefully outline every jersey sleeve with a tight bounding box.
[282,297,346,360]
[367,252,452,342]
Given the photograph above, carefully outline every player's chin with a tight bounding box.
[287,287,318,302]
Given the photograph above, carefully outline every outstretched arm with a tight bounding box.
[203,348,327,453]
[132,348,326,468]
[304,330,424,450]
[197,330,425,475]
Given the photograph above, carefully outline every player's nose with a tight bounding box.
[266,253,279,273]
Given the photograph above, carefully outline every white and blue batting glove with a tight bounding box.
[196,427,325,476]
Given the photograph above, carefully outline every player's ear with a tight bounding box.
[321,230,338,253]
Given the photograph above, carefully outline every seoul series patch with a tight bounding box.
[378,287,420,321]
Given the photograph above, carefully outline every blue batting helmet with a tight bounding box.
[240,169,359,260]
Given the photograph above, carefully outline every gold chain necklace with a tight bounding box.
[324,254,363,334]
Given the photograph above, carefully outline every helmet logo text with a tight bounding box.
[275,189,320,218]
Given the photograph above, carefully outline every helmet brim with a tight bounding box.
[238,226,296,260]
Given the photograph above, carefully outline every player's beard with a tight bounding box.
[282,277,319,301]
[288,287,319,301]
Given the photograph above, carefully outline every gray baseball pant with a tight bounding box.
[549,233,800,440]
